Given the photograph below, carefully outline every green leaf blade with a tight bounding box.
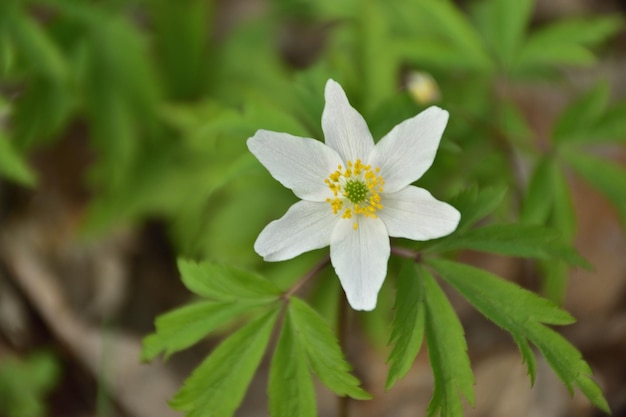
[268,308,317,417]
[170,307,280,417]
[527,324,609,413]
[563,151,626,223]
[177,258,282,301]
[141,300,263,361]
[422,266,474,417]
[430,224,589,268]
[385,260,426,390]
[289,297,371,400]
[0,132,36,186]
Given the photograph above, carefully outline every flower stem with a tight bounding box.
[390,246,422,262]
[283,255,331,299]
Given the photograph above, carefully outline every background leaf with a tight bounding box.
[563,151,626,223]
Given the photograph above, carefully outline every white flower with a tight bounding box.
[248,79,460,311]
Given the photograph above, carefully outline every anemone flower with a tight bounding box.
[248,79,460,310]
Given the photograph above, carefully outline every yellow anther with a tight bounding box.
[324,160,384,230]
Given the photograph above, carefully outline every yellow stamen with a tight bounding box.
[324,159,384,231]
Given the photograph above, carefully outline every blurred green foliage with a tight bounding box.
[1,0,625,416]
[0,352,60,417]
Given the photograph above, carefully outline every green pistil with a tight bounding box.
[344,179,368,204]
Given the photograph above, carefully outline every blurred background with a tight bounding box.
[0,0,625,416]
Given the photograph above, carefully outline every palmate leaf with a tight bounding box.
[288,297,370,400]
[428,224,589,268]
[177,258,282,301]
[429,259,609,412]
[385,260,426,390]
[170,307,280,417]
[422,266,474,417]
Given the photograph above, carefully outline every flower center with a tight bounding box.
[324,159,384,230]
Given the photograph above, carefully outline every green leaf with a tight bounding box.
[422,266,474,417]
[141,300,265,361]
[590,100,626,142]
[268,309,317,417]
[5,10,67,81]
[527,324,609,413]
[521,157,577,239]
[551,166,577,240]
[553,82,610,144]
[0,131,36,186]
[177,258,282,301]
[521,155,556,225]
[410,0,493,71]
[429,224,589,268]
[289,297,371,400]
[446,186,507,232]
[170,307,280,417]
[471,0,535,68]
[385,260,426,390]
[539,260,569,305]
[514,16,623,72]
[563,151,626,223]
[429,258,586,388]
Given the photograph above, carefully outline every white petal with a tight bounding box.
[368,106,449,193]
[330,217,390,311]
[322,79,374,163]
[255,200,339,261]
[378,186,460,241]
[248,130,342,201]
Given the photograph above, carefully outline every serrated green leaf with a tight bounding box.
[141,300,264,361]
[445,186,507,232]
[170,307,280,417]
[553,82,609,144]
[177,258,282,301]
[422,266,474,417]
[429,224,589,268]
[471,0,535,68]
[0,132,36,186]
[527,324,609,413]
[289,297,371,400]
[429,259,576,383]
[385,260,426,390]
[563,151,626,223]
[268,310,317,417]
